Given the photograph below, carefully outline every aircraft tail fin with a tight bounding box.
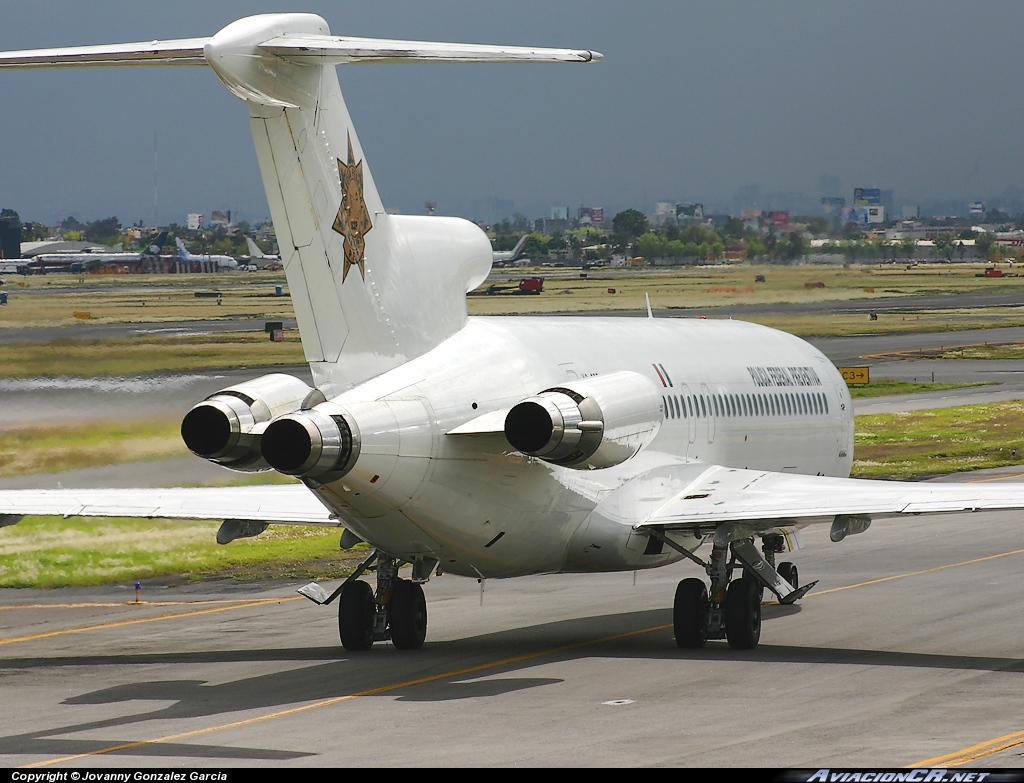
[245,236,270,259]
[142,231,168,258]
[174,236,192,261]
[0,13,600,392]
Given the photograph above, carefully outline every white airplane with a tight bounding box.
[175,237,238,270]
[492,234,529,265]
[245,235,280,264]
[4,13,1024,653]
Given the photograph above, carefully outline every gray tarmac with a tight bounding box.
[2,493,1024,768]
[3,314,1024,767]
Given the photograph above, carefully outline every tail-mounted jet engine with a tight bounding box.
[504,370,663,469]
[260,402,361,482]
[180,373,314,471]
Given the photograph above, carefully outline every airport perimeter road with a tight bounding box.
[2,496,1024,768]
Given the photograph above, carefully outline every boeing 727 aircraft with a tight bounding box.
[4,13,1024,653]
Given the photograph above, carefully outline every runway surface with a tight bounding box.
[3,320,1024,767]
[3,485,1024,768]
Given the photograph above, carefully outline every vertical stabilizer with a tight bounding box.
[206,15,497,393]
[0,14,599,394]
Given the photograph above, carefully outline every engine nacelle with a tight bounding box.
[180,373,313,471]
[504,371,663,469]
[260,402,361,481]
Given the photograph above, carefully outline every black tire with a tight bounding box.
[338,580,375,651]
[390,580,427,650]
[724,577,762,650]
[777,561,799,590]
[673,578,709,649]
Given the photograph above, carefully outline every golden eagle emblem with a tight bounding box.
[332,133,372,281]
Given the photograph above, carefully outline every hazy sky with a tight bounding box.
[2,1,1023,226]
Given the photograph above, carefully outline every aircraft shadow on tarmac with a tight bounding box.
[2,607,1023,762]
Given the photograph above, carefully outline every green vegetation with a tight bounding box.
[0,281,292,328]
[847,380,993,399]
[852,401,1024,479]
[0,420,184,477]
[0,332,305,379]
[0,517,364,588]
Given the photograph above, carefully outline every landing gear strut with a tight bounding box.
[343,552,431,651]
[301,548,434,652]
[660,526,816,651]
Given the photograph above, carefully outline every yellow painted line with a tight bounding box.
[23,622,673,768]
[804,547,1024,599]
[911,727,1024,767]
[968,471,1024,483]
[0,599,282,611]
[0,596,299,646]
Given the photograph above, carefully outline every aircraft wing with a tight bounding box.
[0,485,337,526]
[636,464,1024,531]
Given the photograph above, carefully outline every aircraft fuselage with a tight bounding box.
[307,316,854,578]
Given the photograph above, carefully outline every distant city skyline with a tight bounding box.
[2,1,1023,226]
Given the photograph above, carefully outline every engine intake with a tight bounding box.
[180,373,313,471]
[261,404,360,480]
[504,371,663,469]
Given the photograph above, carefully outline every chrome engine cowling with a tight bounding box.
[180,373,313,471]
[504,371,663,469]
[260,402,361,481]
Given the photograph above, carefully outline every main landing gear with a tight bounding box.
[655,528,814,651]
[301,549,434,651]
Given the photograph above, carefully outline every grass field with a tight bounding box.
[852,400,1024,479]
[847,380,992,398]
[0,332,306,378]
[0,516,364,588]
[6,261,1024,325]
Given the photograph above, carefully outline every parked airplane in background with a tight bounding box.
[5,14,1024,654]
[245,236,280,265]
[492,234,529,265]
[20,231,168,274]
[175,237,238,270]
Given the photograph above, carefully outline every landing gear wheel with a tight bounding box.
[673,578,709,649]
[338,580,375,651]
[777,561,799,590]
[724,577,762,650]
[390,580,427,650]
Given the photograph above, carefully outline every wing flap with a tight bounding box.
[0,486,336,525]
[637,465,1024,530]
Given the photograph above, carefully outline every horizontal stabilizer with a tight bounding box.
[261,34,601,65]
[0,35,599,71]
[0,39,209,68]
